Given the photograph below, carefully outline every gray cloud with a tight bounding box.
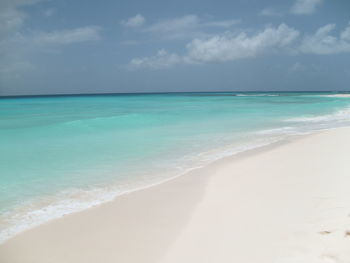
[300,23,350,54]
[0,0,42,36]
[0,0,42,79]
[128,22,350,70]
[0,8,26,38]
[291,0,323,15]
[186,24,299,63]
[129,24,300,69]
[31,26,102,46]
[128,50,187,69]
[143,15,240,39]
[121,14,146,27]
[43,8,55,17]
[289,62,306,73]
[0,0,101,81]
[259,7,283,17]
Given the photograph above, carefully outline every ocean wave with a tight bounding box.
[2,105,350,244]
[0,136,281,244]
[284,107,350,123]
[317,94,350,98]
[236,94,279,97]
[0,187,120,243]
[256,126,309,135]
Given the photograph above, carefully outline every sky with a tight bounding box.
[0,0,350,96]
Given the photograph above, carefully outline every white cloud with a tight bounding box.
[128,21,350,70]
[145,15,199,34]
[0,0,40,7]
[289,62,306,72]
[0,0,42,78]
[300,23,350,54]
[43,8,55,17]
[0,0,102,78]
[128,49,187,69]
[0,8,26,37]
[0,61,35,79]
[0,0,43,37]
[259,8,283,17]
[341,24,350,41]
[186,24,299,63]
[0,26,101,80]
[129,24,300,69]
[291,0,323,15]
[203,19,241,28]
[121,14,145,27]
[144,15,240,39]
[31,26,101,45]
[120,40,140,46]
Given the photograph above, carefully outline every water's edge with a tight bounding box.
[2,93,350,244]
[0,125,343,245]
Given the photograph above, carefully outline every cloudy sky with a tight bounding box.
[1,0,350,96]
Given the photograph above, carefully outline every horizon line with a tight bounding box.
[1,90,349,99]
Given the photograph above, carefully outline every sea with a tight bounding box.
[1,92,350,242]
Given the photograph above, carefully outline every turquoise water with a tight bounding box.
[1,92,350,241]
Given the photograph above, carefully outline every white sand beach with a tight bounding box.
[1,127,350,263]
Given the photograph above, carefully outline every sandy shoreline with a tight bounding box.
[1,128,350,263]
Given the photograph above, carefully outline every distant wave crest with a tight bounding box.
[285,107,350,123]
[236,94,279,97]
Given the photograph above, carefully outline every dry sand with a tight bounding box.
[1,128,350,263]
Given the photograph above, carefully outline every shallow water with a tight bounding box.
[1,92,350,242]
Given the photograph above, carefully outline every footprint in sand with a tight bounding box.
[321,254,339,263]
[319,230,332,235]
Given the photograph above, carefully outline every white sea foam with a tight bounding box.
[0,135,283,244]
[236,94,279,97]
[317,94,350,98]
[2,105,350,244]
[0,120,341,244]
[256,126,311,136]
[0,187,121,243]
[285,107,350,124]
